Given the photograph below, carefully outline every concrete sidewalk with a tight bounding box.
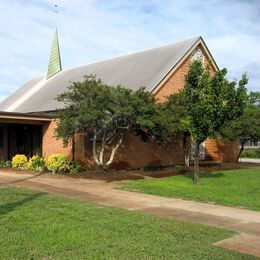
[0,170,259,257]
[239,158,260,164]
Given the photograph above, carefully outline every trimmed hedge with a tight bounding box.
[240,148,260,158]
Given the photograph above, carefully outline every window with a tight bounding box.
[244,139,260,148]
[191,47,205,64]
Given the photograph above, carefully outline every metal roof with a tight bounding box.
[0,37,200,113]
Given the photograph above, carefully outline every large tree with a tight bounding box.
[55,75,160,169]
[220,92,260,161]
[182,60,248,184]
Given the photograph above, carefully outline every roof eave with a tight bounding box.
[0,111,54,121]
[151,36,219,95]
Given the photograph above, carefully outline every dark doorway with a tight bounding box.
[7,124,42,159]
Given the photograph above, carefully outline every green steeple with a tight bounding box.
[47,28,62,79]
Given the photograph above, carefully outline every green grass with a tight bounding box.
[119,168,260,211]
[0,187,254,259]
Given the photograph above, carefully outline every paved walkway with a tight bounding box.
[0,170,260,257]
[239,158,260,164]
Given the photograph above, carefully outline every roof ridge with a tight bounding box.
[15,36,200,81]
[61,36,201,74]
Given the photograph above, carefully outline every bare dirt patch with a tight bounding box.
[214,233,260,257]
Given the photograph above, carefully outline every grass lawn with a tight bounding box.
[0,187,255,259]
[119,168,260,211]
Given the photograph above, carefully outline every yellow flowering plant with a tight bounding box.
[46,154,70,173]
[11,154,28,169]
[28,155,46,172]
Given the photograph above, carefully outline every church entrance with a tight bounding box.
[7,124,42,159]
[0,123,42,160]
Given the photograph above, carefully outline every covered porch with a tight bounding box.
[0,112,52,160]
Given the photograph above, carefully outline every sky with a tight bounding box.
[0,0,259,101]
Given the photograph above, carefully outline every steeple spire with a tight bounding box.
[47,28,62,79]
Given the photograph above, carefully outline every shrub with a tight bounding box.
[256,149,260,158]
[69,160,84,173]
[0,160,11,168]
[12,154,28,169]
[28,155,46,172]
[46,154,70,173]
[241,148,260,159]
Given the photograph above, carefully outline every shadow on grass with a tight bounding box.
[183,171,225,180]
[0,192,45,215]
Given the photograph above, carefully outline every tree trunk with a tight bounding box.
[105,133,123,166]
[92,129,124,169]
[193,141,200,184]
[237,141,245,163]
[92,128,101,166]
[183,134,190,167]
[99,129,106,165]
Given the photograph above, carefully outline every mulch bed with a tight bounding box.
[1,162,259,182]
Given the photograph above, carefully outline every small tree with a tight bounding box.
[183,60,248,184]
[55,75,159,169]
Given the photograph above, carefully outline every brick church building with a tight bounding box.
[0,31,239,168]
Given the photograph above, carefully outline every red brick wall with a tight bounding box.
[74,132,184,169]
[155,44,216,101]
[205,139,240,162]
[42,120,72,159]
[155,52,192,102]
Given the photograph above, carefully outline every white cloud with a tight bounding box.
[207,34,260,90]
[0,0,259,101]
